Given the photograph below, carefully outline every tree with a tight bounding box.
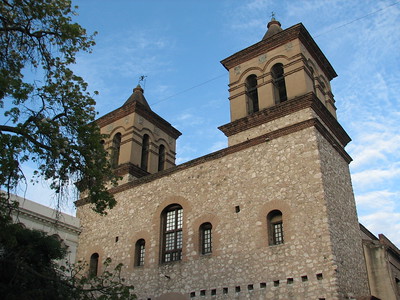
[0,217,136,299]
[0,0,118,215]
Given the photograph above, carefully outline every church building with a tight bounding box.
[76,18,399,300]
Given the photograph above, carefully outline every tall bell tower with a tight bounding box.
[96,85,181,183]
[218,18,370,298]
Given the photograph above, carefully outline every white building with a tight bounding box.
[10,194,81,265]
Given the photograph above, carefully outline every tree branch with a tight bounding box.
[0,26,60,39]
[0,124,52,151]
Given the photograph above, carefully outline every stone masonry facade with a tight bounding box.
[77,108,369,299]
[76,20,373,299]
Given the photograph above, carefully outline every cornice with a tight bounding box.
[221,23,337,81]
[97,101,182,139]
[218,92,350,147]
[114,162,150,178]
[14,207,81,234]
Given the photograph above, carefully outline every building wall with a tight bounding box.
[361,226,400,300]
[317,131,370,298]
[77,113,369,299]
[11,194,81,266]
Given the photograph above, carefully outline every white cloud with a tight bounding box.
[72,26,177,117]
[356,189,400,247]
[359,211,400,247]
[230,19,265,31]
[355,190,398,210]
[349,131,400,169]
[175,112,205,127]
[352,165,400,189]
[209,140,227,153]
[245,0,273,10]
[222,0,274,44]
[286,0,344,18]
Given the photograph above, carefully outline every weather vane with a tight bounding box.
[138,75,147,84]
[138,75,147,89]
[271,11,275,20]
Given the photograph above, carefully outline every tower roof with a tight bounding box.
[262,17,283,40]
[124,84,151,110]
[220,23,337,81]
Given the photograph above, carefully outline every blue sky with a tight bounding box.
[19,0,400,246]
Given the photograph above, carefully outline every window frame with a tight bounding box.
[267,210,284,245]
[271,63,287,104]
[111,133,122,168]
[245,74,259,114]
[141,134,150,171]
[200,222,212,255]
[134,239,145,267]
[89,253,99,277]
[161,204,183,263]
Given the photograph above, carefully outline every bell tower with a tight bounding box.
[96,85,181,183]
[218,18,370,298]
[219,18,338,146]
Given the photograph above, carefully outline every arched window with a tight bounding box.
[158,144,166,171]
[271,63,287,104]
[200,222,212,255]
[141,134,150,171]
[89,253,99,277]
[246,74,259,114]
[267,210,284,245]
[135,239,145,267]
[111,133,121,168]
[161,204,183,263]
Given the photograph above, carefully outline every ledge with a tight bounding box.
[97,101,182,139]
[218,92,351,147]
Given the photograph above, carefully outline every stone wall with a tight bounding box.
[77,120,369,299]
[317,131,370,298]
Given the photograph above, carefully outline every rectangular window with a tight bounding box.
[135,239,145,267]
[273,222,283,244]
[166,211,176,230]
[201,223,212,254]
[162,206,183,262]
[138,243,145,266]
